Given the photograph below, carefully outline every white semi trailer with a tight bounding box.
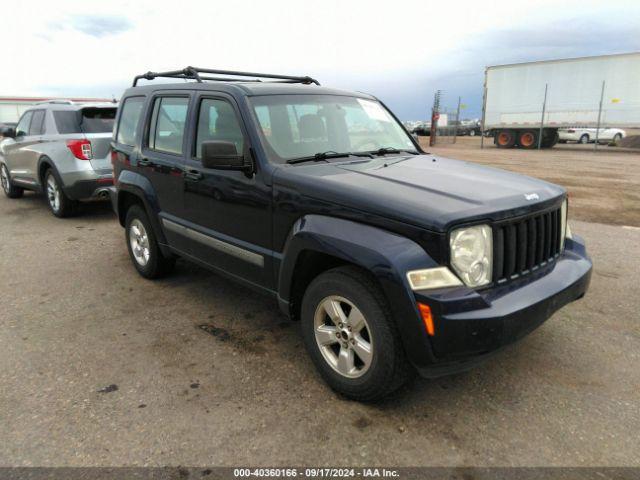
[481,52,640,148]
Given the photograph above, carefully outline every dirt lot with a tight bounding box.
[420,137,640,227]
[1,143,639,467]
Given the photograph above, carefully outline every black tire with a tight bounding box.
[44,169,77,217]
[578,134,589,144]
[1,163,24,198]
[125,204,175,279]
[301,266,413,401]
[495,129,516,148]
[541,130,559,148]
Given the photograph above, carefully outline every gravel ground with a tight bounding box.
[1,144,639,467]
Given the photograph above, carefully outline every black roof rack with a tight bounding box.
[132,66,320,87]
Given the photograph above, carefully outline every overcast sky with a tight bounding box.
[2,0,639,120]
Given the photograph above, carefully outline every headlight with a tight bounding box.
[449,224,493,287]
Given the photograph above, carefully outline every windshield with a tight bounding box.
[249,95,416,163]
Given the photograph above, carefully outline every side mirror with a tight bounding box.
[201,141,250,172]
[0,127,16,139]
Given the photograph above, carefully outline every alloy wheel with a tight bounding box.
[129,219,151,266]
[313,295,373,378]
[1,165,9,194]
[46,174,60,212]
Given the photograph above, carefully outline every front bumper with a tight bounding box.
[411,235,592,378]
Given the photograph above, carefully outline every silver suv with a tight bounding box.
[0,100,116,217]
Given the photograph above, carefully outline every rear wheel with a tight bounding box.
[495,129,516,148]
[45,169,77,217]
[125,204,175,279]
[613,133,622,143]
[1,163,24,199]
[579,134,589,144]
[301,266,413,401]
[518,130,538,149]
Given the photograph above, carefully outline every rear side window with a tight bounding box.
[80,108,116,133]
[148,97,189,155]
[29,110,45,135]
[116,97,145,146]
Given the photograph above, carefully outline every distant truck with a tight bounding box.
[482,52,640,148]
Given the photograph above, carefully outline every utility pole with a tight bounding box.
[429,90,442,147]
[594,80,605,151]
[453,96,461,144]
[537,83,548,150]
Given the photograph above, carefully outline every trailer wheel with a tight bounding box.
[518,130,538,149]
[495,130,516,148]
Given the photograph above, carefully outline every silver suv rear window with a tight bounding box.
[53,108,116,134]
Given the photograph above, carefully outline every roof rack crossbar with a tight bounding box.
[132,66,320,86]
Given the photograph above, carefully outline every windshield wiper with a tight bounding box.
[372,147,419,156]
[286,151,373,165]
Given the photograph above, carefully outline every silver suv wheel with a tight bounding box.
[314,295,373,378]
[46,174,61,212]
[1,165,9,194]
[129,219,151,266]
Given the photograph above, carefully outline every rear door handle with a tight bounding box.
[184,169,203,181]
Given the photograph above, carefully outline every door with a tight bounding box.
[181,95,272,289]
[3,110,41,186]
[140,94,191,252]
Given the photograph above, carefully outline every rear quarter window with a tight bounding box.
[53,111,80,134]
[116,97,145,146]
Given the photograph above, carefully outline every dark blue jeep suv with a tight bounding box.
[110,67,592,401]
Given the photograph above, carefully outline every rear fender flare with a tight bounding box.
[116,170,169,251]
[278,214,440,366]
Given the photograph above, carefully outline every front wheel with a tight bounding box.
[125,204,175,279]
[301,266,413,401]
[1,163,24,199]
[579,134,589,144]
[612,133,622,143]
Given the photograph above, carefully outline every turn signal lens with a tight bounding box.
[418,303,435,336]
[407,267,463,291]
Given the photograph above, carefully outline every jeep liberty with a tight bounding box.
[110,67,592,401]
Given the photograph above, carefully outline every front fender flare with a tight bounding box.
[278,215,440,367]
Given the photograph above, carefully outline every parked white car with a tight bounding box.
[558,127,625,144]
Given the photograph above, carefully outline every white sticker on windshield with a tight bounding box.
[357,99,390,122]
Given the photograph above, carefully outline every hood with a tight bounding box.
[274,154,565,232]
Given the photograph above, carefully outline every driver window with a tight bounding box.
[195,99,244,158]
[16,111,33,137]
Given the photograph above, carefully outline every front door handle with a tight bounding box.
[184,169,203,181]
[138,158,151,167]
